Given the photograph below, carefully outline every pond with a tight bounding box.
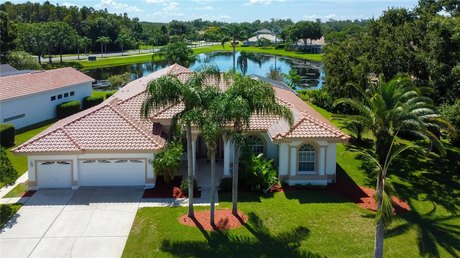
[84,51,324,89]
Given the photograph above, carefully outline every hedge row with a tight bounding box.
[0,124,15,147]
[56,100,81,119]
[82,95,104,109]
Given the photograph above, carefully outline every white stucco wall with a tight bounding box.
[27,152,155,189]
[260,132,278,162]
[0,82,92,129]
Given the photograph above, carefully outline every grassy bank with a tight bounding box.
[70,45,323,70]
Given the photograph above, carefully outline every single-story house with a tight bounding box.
[13,64,349,190]
[244,29,282,46]
[0,67,93,129]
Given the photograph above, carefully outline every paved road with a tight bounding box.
[45,42,220,62]
[0,187,143,258]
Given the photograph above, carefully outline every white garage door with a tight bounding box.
[78,159,145,186]
[37,161,72,188]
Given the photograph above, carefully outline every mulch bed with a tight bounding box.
[143,176,201,199]
[21,190,36,197]
[179,209,248,231]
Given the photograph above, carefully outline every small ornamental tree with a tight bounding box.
[0,147,18,185]
[153,142,183,183]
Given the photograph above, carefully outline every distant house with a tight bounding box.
[291,36,326,53]
[244,29,282,46]
[13,64,349,190]
[0,67,94,129]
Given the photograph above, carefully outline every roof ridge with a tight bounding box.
[151,102,182,119]
[108,104,163,148]
[302,112,344,136]
[13,128,79,153]
[61,128,82,151]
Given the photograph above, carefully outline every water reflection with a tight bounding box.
[84,52,324,89]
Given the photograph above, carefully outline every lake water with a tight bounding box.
[84,51,324,89]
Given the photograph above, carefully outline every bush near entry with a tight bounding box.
[83,95,104,109]
[56,100,81,119]
[0,124,15,147]
[0,147,18,185]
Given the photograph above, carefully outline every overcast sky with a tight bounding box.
[8,0,420,23]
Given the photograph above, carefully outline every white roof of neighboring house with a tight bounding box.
[297,36,326,46]
[14,64,348,155]
[255,29,273,35]
[0,67,94,101]
[247,34,282,43]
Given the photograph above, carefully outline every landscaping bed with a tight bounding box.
[142,176,201,198]
[178,209,248,231]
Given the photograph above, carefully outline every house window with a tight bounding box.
[70,91,75,96]
[51,96,56,101]
[298,144,316,173]
[64,93,69,98]
[3,113,25,122]
[58,94,62,99]
[248,135,264,155]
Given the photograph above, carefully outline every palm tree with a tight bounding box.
[217,73,294,215]
[96,36,111,57]
[358,136,412,258]
[115,33,131,56]
[141,66,221,218]
[334,75,453,165]
[221,24,248,71]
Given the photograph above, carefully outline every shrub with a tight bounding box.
[219,177,233,192]
[153,142,183,183]
[274,44,285,49]
[0,204,13,226]
[298,88,335,111]
[439,100,460,145]
[180,178,199,194]
[105,90,117,98]
[0,147,18,185]
[241,153,279,193]
[0,124,15,147]
[6,51,40,70]
[82,95,104,109]
[56,100,81,119]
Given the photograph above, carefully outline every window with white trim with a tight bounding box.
[298,144,316,173]
[248,135,265,155]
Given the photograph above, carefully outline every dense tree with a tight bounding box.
[0,147,18,186]
[0,11,16,61]
[115,32,132,56]
[6,50,40,70]
[17,23,46,64]
[290,21,322,46]
[158,41,194,66]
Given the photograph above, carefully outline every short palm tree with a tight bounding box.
[221,24,248,71]
[141,66,221,218]
[217,73,294,215]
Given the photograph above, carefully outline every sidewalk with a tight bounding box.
[139,187,218,208]
[0,171,29,204]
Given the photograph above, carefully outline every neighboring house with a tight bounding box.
[290,36,326,53]
[13,64,349,190]
[244,29,282,46]
[0,67,93,129]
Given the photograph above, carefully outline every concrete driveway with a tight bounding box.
[0,187,143,258]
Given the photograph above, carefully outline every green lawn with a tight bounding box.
[70,45,322,70]
[2,182,28,198]
[124,102,459,257]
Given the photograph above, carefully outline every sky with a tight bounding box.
[8,0,420,23]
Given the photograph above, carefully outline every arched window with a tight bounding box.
[248,135,265,155]
[298,144,315,173]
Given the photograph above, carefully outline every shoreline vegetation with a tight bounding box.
[66,44,323,70]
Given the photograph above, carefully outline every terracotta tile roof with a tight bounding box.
[14,64,348,154]
[0,67,94,101]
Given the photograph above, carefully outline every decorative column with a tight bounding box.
[278,143,289,176]
[223,139,231,176]
[289,144,297,176]
[317,141,328,176]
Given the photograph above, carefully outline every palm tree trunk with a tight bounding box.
[121,44,124,56]
[77,46,80,60]
[60,46,63,64]
[186,123,195,218]
[48,46,52,64]
[210,145,216,227]
[374,174,385,258]
[232,37,236,71]
[101,43,103,57]
[376,132,391,165]
[232,145,240,215]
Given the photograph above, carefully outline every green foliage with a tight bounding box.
[56,100,81,119]
[0,204,21,228]
[0,124,15,148]
[282,69,301,89]
[105,90,117,98]
[297,88,334,111]
[0,147,18,185]
[107,72,131,89]
[158,41,194,66]
[439,100,460,145]
[180,178,198,194]
[153,143,183,183]
[241,153,279,193]
[219,177,233,192]
[82,95,104,109]
[6,51,40,70]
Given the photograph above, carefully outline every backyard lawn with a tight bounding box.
[123,103,459,258]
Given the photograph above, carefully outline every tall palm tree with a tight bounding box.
[334,75,453,165]
[217,73,294,215]
[96,36,111,57]
[221,24,248,71]
[115,33,131,56]
[141,66,221,218]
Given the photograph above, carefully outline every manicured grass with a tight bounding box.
[71,44,322,70]
[0,204,22,228]
[3,182,28,198]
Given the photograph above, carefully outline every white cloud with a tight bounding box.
[246,0,286,5]
[192,0,210,3]
[195,6,213,10]
[301,13,364,21]
[96,0,143,12]
[145,0,165,3]
[153,2,184,18]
